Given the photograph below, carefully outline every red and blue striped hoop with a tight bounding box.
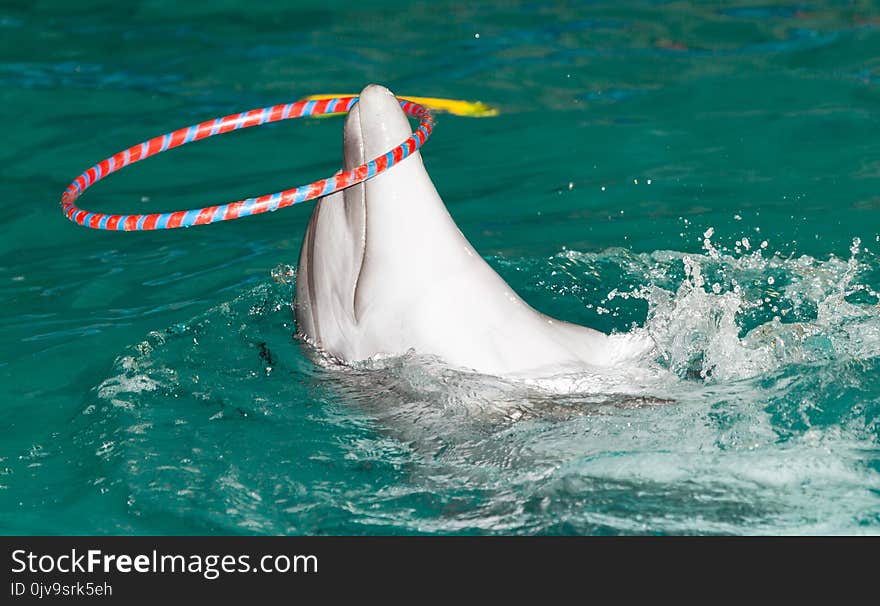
[60,96,434,231]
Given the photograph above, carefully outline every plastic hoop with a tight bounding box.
[60,96,433,230]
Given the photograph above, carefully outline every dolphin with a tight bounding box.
[295,84,653,379]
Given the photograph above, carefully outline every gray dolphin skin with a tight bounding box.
[295,84,653,378]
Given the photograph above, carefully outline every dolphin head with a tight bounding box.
[296,84,654,376]
[337,84,453,243]
[295,84,458,353]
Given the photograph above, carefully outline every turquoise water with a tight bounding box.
[2,1,880,534]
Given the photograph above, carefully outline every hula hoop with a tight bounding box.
[60,96,434,230]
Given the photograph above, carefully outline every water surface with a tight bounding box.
[2,1,879,534]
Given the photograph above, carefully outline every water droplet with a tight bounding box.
[850,237,861,256]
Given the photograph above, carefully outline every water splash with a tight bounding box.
[578,232,880,383]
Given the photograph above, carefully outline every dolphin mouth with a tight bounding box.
[346,101,368,323]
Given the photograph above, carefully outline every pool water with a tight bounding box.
[2,1,879,534]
